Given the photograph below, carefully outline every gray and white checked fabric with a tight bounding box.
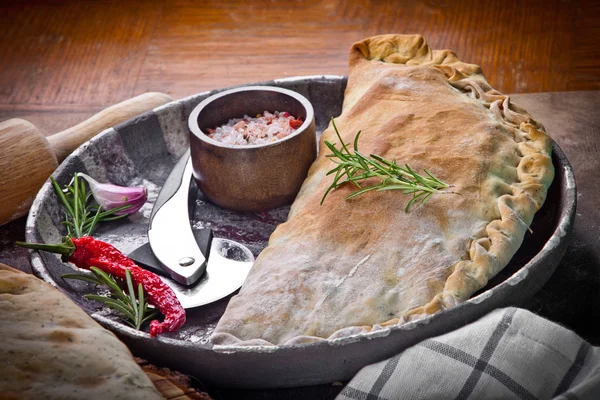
[337,308,600,400]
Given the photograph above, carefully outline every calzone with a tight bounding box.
[212,34,554,346]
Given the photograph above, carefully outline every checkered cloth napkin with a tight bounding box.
[337,308,600,400]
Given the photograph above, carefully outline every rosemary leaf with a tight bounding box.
[51,173,132,239]
[92,213,129,222]
[124,320,137,329]
[137,283,145,330]
[61,273,103,285]
[51,177,75,220]
[405,192,427,213]
[321,118,455,212]
[85,206,103,237]
[125,270,139,325]
[63,267,156,332]
[85,295,136,321]
[73,173,81,237]
[141,310,159,325]
[345,184,381,200]
[90,267,125,296]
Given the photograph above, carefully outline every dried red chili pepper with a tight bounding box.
[17,236,185,337]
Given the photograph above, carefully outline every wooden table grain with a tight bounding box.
[1,1,600,399]
[1,0,599,133]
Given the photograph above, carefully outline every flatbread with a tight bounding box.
[0,263,163,400]
[212,34,554,346]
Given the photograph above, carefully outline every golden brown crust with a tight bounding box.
[212,34,554,346]
[0,263,163,399]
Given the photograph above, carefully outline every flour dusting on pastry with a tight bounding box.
[211,34,554,346]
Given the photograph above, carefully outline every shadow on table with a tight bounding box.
[525,233,600,346]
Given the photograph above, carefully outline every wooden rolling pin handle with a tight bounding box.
[47,92,173,162]
[0,92,173,227]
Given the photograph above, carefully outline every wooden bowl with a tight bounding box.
[188,86,316,212]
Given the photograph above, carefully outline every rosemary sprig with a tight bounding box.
[62,267,158,330]
[51,173,131,238]
[321,118,456,212]
[52,173,154,331]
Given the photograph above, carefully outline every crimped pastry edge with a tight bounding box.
[212,34,555,347]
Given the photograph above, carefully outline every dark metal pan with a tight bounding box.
[27,76,576,388]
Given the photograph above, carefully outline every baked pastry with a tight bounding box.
[212,34,554,346]
[0,263,163,400]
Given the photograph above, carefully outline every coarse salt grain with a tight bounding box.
[206,111,303,146]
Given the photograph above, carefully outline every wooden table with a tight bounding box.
[1,0,599,130]
[1,1,599,399]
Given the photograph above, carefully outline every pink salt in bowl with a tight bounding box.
[188,86,316,212]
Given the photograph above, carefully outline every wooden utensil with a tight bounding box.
[0,92,173,226]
